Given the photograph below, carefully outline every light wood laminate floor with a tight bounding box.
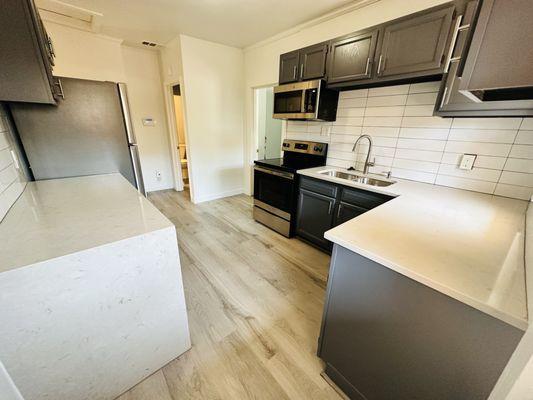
[117,190,341,400]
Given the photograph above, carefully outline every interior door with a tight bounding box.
[279,50,300,84]
[377,5,455,78]
[327,30,379,84]
[300,43,328,81]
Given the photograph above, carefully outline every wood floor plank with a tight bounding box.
[117,190,341,400]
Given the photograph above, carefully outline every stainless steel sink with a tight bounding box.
[318,170,395,187]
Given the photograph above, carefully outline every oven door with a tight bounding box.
[273,80,320,120]
[253,166,295,219]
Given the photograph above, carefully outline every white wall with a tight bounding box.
[179,35,244,203]
[242,0,450,194]
[122,46,174,191]
[43,21,174,192]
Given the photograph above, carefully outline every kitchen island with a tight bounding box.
[298,166,531,400]
[0,174,190,400]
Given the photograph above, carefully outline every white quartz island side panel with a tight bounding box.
[0,175,191,400]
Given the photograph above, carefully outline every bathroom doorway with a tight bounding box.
[254,86,283,160]
[171,84,190,191]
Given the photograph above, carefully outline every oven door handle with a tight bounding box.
[254,166,294,180]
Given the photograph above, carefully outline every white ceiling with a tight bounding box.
[43,0,361,48]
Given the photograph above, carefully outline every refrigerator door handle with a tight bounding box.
[117,83,137,144]
[129,144,146,196]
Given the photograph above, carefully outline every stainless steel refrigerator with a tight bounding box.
[9,77,145,195]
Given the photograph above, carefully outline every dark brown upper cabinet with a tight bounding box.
[327,29,379,84]
[458,0,533,103]
[278,43,328,84]
[279,51,300,84]
[435,0,533,116]
[377,4,455,79]
[300,43,328,81]
[0,0,59,104]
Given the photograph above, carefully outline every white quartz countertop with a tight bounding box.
[0,174,173,273]
[299,166,530,330]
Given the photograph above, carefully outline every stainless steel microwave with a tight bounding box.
[272,79,339,121]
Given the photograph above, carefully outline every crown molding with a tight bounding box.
[244,0,381,52]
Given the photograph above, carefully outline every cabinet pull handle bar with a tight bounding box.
[444,15,463,73]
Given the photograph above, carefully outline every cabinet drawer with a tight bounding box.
[341,187,391,209]
[300,177,338,198]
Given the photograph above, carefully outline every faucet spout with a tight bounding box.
[351,134,374,174]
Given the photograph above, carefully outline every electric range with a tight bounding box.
[253,139,328,237]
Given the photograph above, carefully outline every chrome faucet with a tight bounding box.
[351,134,375,174]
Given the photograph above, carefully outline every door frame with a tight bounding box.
[248,83,286,195]
[162,78,196,201]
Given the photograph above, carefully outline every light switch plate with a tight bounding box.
[459,154,477,170]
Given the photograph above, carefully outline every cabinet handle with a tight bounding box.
[440,86,448,108]
[293,65,297,79]
[444,15,463,73]
[48,35,55,58]
[54,78,65,99]
[377,55,383,75]
[328,202,334,215]
[300,63,304,79]
[336,204,342,219]
[364,57,371,76]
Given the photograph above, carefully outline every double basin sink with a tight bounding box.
[318,169,395,187]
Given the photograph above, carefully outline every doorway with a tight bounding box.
[171,84,190,192]
[254,86,283,160]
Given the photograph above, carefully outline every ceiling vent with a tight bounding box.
[35,0,103,32]
[142,41,158,47]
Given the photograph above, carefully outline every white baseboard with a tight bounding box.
[192,188,244,204]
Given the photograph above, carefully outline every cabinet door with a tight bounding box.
[296,189,335,250]
[334,202,367,226]
[435,0,533,116]
[327,30,379,84]
[458,0,533,100]
[300,43,328,81]
[278,50,300,84]
[377,5,455,78]
[0,0,57,104]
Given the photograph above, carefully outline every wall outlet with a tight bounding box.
[156,170,162,181]
[459,154,477,170]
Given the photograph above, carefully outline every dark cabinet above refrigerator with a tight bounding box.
[0,0,60,104]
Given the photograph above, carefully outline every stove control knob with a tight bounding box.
[314,145,323,152]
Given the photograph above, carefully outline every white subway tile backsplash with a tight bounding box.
[515,130,533,145]
[333,117,364,126]
[438,164,502,182]
[401,116,452,129]
[283,82,533,200]
[520,118,533,130]
[364,106,404,117]
[403,105,435,117]
[505,158,533,174]
[368,84,410,97]
[366,95,407,107]
[339,89,368,99]
[408,81,441,93]
[395,148,443,162]
[494,184,533,201]
[338,97,367,108]
[406,92,438,105]
[0,116,6,132]
[397,138,446,151]
[499,171,533,187]
[445,141,511,157]
[0,132,10,151]
[451,118,522,130]
[399,127,449,140]
[435,175,497,194]
[337,108,365,117]
[363,116,403,127]
[509,145,533,159]
[448,129,517,144]
[0,148,13,171]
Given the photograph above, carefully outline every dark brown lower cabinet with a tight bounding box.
[318,245,524,400]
